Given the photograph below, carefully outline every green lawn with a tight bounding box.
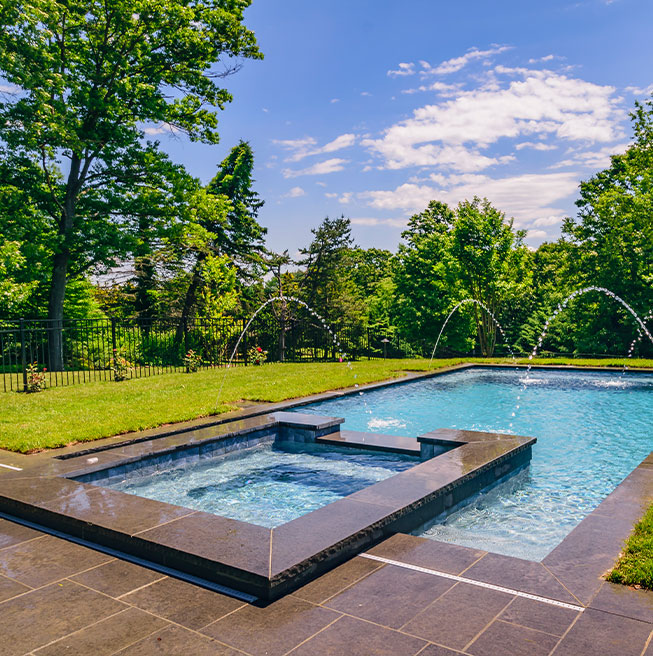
[608,503,653,590]
[1,357,653,453]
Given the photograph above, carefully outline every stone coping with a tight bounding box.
[0,408,535,601]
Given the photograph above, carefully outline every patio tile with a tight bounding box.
[121,576,245,630]
[0,573,30,602]
[291,556,384,604]
[367,533,486,575]
[270,497,391,575]
[39,485,196,536]
[551,608,651,656]
[69,558,166,598]
[0,518,43,549]
[543,513,637,605]
[0,534,112,587]
[202,595,339,656]
[324,564,454,629]
[402,582,514,651]
[588,582,653,624]
[463,553,579,605]
[114,625,241,656]
[289,615,427,656]
[467,619,559,656]
[0,580,126,655]
[136,511,271,578]
[34,607,168,656]
[418,645,470,656]
[499,596,580,636]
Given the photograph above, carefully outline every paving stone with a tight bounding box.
[402,582,514,651]
[34,607,168,656]
[0,573,30,602]
[0,518,43,550]
[289,615,426,656]
[589,582,653,624]
[467,619,559,656]
[202,595,339,656]
[69,558,166,598]
[0,580,126,655]
[0,534,112,587]
[114,625,241,655]
[551,608,651,656]
[367,533,486,575]
[121,576,244,630]
[499,596,580,636]
[291,556,383,604]
[325,563,455,629]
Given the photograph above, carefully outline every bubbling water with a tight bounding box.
[513,286,653,427]
[429,298,518,367]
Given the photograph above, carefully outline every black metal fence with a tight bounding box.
[0,316,421,392]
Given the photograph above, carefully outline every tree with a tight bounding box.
[297,215,361,323]
[174,141,266,341]
[561,99,653,355]
[451,198,532,356]
[392,201,470,352]
[0,0,261,367]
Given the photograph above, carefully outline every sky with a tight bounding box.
[152,0,653,255]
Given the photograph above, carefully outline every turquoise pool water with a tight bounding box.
[296,367,653,560]
[105,442,417,528]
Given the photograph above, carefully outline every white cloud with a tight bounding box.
[350,217,408,228]
[625,83,653,96]
[420,46,512,76]
[532,215,564,227]
[330,98,340,104]
[528,54,556,64]
[387,62,415,77]
[282,158,348,178]
[549,142,628,170]
[142,122,180,136]
[325,192,338,198]
[284,186,305,198]
[274,133,356,162]
[358,171,580,231]
[362,68,623,172]
[527,229,549,240]
[361,91,372,97]
[339,192,353,204]
[515,141,558,151]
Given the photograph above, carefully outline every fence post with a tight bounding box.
[110,317,117,355]
[20,318,27,392]
[242,318,248,365]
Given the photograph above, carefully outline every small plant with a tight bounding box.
[25,362,46,393]
[111,349,132,381]
[248,345,267,366]
[184,349,202,373]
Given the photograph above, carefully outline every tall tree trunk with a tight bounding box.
[47,156,80,371]
[47,249,69,371]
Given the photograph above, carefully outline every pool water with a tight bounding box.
[105,442,417,528]
[297,368,653,560]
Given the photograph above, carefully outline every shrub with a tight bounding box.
[25,362,46,393]
[110,349,132,381]
[248,345,267,366]
[183,349,202,373]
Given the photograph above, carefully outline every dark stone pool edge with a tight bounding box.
[0,412,535,602]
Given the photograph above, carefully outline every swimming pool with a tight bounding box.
[102,441,418,528]
[295,367,653,560]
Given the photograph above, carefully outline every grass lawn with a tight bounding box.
[1,356,653,453]
[608,503,653,590]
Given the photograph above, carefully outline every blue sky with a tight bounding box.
[153,0,653,255]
